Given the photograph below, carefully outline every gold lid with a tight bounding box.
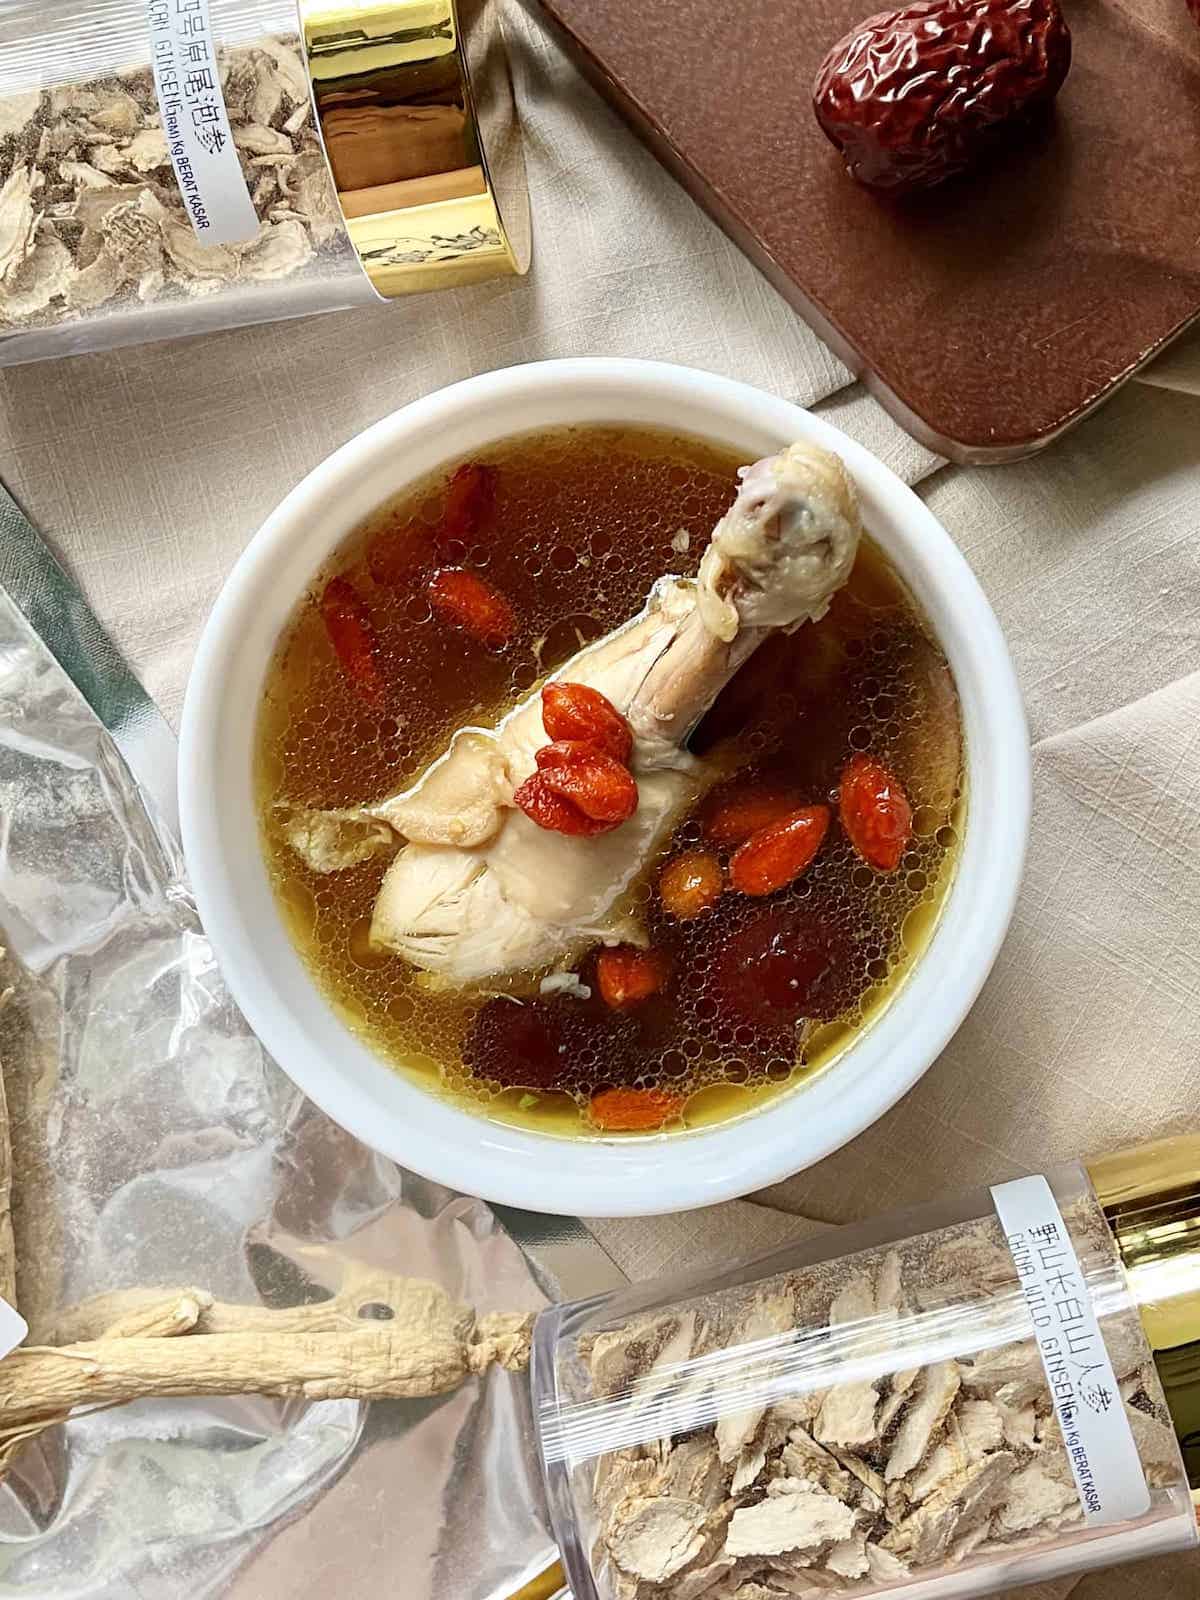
[299,0,531,298]
[505,1561,565,1600]
[1087,1135,1200,1501]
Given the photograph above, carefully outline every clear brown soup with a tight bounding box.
[256,425,963,1137]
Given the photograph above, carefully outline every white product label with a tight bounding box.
[147,0,261,246]
[0,1296,27,1361]
[991,1175,1151,1527]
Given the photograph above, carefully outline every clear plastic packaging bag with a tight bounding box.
[0,579,554,1599]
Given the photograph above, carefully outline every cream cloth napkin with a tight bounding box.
[0,6,1198,1597]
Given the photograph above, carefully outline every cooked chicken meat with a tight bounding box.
[283,440,863,985]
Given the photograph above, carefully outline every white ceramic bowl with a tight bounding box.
[180,358,1029,1217]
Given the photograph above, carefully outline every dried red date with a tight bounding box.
[712,909,857,1049]
[812,0,1072,193]
[463,998,640,1094]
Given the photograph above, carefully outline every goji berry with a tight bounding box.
[534,739,605,771]
[441,462,495,541]
[729,806,831,896]
[367,519,433,586]
[539,749,638,825]
[589,1085,684,1131]
[542,682,633,764]
[658,850,723,920]
[513,772,609,836]
[428,567,516,646]
[839,754,912,872]
[702,782,806,846]
[319,576,384,703]
[595,945,671,1009]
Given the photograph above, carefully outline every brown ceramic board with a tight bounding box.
[520,0,1200,462]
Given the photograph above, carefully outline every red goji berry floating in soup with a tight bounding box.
[729,806,831,897]
[440,462,496,542]
[319,577,385,704]
[702,781,806,847]
[839,754,913,873]
[428,567,516,646]
[658,850,723,920]
[256,425,962,1141]
[590,1086,684,1131]
[596,946,671,1009]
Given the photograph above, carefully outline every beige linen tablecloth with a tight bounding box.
[1,6,1198,1597]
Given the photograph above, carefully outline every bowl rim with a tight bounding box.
[179,357,1030,1216]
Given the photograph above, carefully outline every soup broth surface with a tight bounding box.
[256,426,963,1137]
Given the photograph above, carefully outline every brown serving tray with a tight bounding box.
[521,0,1200,462]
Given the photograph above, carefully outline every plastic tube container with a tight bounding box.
[0,0,529,364]
[532,1138,1200,1600]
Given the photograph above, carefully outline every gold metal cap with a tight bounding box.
[299,0,531,298]
[1087,1135,1200,1501]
